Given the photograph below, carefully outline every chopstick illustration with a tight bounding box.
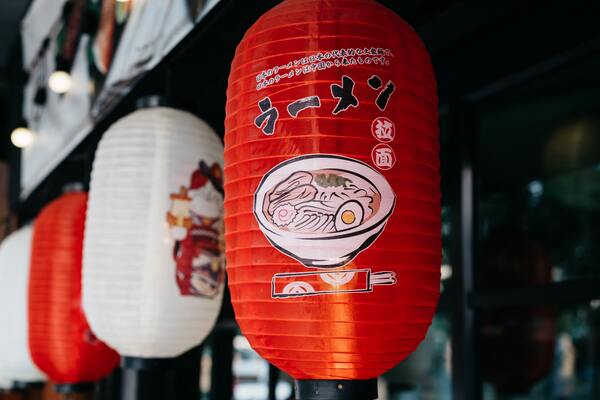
[370,271,397,285]
[272,269,397,298]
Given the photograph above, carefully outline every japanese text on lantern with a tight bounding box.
[253,74,396,135]
[255,47,394,90]
[253,46,399,172]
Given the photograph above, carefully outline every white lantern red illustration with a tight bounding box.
[82,106,225,361]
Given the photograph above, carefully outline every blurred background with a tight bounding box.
[0,0,599,399]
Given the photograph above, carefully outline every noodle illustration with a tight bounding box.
[262,170,381,234]
[254,155,396,269]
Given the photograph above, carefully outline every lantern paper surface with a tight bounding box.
[83,107,225,358]
[29,191,119,385]
[0,377,10,390]
[224,0,440,380]
[0,226,45,383]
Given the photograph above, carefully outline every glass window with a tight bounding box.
[479,54,600,284]
[477,51,600,400]
[480,303,600,399]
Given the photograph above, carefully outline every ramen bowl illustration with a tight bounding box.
[254,154,396,267]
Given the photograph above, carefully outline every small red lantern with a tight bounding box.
[28,189,119,393]
[225,0,440,398]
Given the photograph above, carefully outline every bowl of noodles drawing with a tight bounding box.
[254,154,396,268]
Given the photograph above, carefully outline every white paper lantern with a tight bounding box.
[0,226,45,384]
[83,107,225,359]
[0,376,12,391]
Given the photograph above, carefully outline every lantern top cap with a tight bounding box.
[62,182,85,194]
[135,95,168,110]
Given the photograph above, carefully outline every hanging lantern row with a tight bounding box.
[0,107,225,397]
[224,0,440,399]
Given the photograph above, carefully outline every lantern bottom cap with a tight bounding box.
[11,381,45,392]
[54,382,95,394]
[12,381,45,390]
[295,378,378,400]
[121,356,178,371]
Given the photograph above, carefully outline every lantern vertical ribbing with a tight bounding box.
[224,1,440,399]
[82,106,225,400]
[0,226,45,387]
[28,188,120,395]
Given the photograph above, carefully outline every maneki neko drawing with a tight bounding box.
[254,154,398,298]
[167,161,225,298]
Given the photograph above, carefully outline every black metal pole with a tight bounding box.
[210,328,235,400]
[120,360,178,400]
[175,345,202,400]
[448,103,481,400]
[94,367,122,400]
[119,345,201,400]
[210,281,236,400]
[268,364,279,400]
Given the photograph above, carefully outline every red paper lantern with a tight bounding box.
[28,190,119,391]
[225,0,440,397]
